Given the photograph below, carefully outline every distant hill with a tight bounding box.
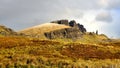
[19,23,71,38]
[0,25,17,36]
[19,20,88,39]
[19,19,109,43]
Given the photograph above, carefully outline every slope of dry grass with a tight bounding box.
[0,36,120,68]
[19,23,70,37]
[0,25,17,36]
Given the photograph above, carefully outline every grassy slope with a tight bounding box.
[19,23,70,39]
[0,36,120,68]
[75,33,109,44]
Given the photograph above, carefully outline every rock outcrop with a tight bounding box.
[51,20,69,26]
[77,23,86,33]
[19,19,87,39]
[45,19,87,39]
[51,20,86,33]
[69,20,77,27]
[44,27,82,39]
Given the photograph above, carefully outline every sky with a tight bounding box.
[0,0,120,38]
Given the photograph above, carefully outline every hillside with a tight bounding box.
[0,36,120,68]
[19,20,109,44]
[0,25,17,36]
[19,23,71,38]
[0,20,119,67]
[19,20,87,39]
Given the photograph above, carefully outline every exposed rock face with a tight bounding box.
[51,20,69,26]
[51,19,87,33]
[44,19,87,39]
[77,23,86,33]
[69,20,77,27]
[44,27,82,39]
[19,19,87,39]
[69,20,86,33]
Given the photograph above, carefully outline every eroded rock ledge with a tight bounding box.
[45,19,86,39]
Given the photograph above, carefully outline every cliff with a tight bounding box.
[45,20,86,39]
[44,27,82,39]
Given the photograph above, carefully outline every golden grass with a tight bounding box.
[19,23,70,36]
[74,33,108,45]
[0,36,120,67]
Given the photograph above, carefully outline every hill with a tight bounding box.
[19,20,87,39]
[19,20,109,44]
[19,23,71,38]
[0,20,120,67]
[0,25,17,36]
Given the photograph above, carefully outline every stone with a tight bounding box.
[96,30,98,35]
[77,23,86,33]
[69,20,77,27]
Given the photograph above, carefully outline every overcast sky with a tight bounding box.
[0,0,120,38]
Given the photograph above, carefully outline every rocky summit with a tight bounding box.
[18,19,108,40]
[45,19,86,39]
[51,19,86,33]
[19,19,87,39]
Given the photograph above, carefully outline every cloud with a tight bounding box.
[107,0,120,9]
[0,0,120,38]
[95,11,113,22]
[99,0,120,9]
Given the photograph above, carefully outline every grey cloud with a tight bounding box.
[0,0,86,30]
[99,0,120,9]
[107,0,120,9]
[0,0,119,30]
[96,12,113,22]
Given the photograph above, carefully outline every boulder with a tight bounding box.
[69,20,77,27]
[77,23,86,33]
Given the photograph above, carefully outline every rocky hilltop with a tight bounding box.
[19,23,71,38]
[0,19,108,41]
[19,19,88,39]
[45,20,86,39]
[51,20,86,33]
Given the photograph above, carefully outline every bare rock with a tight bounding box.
[51,19,69,26]
[69,20,77,27]
[44,27,82,39]
[77,23,86,33]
